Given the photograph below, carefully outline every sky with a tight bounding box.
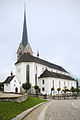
[0,0,80,84]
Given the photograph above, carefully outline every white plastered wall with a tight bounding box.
[38,77,77,95]
[4,76,20,93]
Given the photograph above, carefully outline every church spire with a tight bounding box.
[22,3,28,47]
[17,1,33,60]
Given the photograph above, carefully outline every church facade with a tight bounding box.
[15,8,77,95]
[4,7,77,94]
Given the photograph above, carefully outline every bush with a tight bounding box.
[63,89,70,93]
[34,85,39,90]
[22,82,31,93]
[75,88,80,93]
[57,88,61,91]
[34,85,39,95]
[70,86,75,92]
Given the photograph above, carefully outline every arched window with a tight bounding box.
[53,80,54,87]
[42,80,45,84]
[35,66,37,85]
[42,87,45,91]
[59,81,61,88]
[68,82,69,88]
[26,65,30,82]
[64,81,65,87]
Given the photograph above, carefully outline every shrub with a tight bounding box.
[57,88,61,94]
[22,82,31,93]
[34,85,39,95]
[75,88,80,93]
[70,86,75,92]
[57,87,61,91]
[34,85,39,90]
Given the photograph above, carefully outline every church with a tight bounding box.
[4,7,77,95]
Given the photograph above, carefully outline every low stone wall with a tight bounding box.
[0,94,28,102]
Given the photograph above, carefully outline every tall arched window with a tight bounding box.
[59,81,61,88]
[35,66,37,85]
[26,65,30,82]
[53,80,54,87]
[68,82,69,88]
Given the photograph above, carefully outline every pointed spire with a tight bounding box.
[22,2,28,47]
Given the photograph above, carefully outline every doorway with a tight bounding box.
[15,87,18,93]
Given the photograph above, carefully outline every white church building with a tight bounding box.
[4,7,77,94]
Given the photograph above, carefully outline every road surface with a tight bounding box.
[23,99,80,120]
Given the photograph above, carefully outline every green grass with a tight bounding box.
[0,96,46,120]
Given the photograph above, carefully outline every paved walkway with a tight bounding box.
[23,99,80,120]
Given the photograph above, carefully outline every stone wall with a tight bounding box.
[0,94,28,103]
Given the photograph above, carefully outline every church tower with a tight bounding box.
[17,4,33,60]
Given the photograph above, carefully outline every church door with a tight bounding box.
[15,87,18,93]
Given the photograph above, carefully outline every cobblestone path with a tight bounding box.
[23,99,80,120]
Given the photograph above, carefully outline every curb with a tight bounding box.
[11,102,46,120]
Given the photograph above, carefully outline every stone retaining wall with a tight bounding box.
[0,94,28,102]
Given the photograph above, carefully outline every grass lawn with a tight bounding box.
[0,96,46,120]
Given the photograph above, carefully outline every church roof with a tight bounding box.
[3,75,15,84]
[22,7,28,47]
[39,69,75,81]
[15,53,68,73]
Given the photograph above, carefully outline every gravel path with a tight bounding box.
[23,99,80,120]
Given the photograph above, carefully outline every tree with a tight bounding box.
[70,86,75,93]
[22,82,31,93]
[65,89,70,92]
[34,85,39,95]
[75,88,80,93]
[62,89,70,93]
[57,87,61,94]
[0,82,4,91]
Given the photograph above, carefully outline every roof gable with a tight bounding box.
[3,75,15,84]
[15,53,68,73]
[39,69,75,81]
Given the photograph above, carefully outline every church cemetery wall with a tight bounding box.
[0,94,28,103]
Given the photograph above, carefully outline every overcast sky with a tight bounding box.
[0,0,80,84]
